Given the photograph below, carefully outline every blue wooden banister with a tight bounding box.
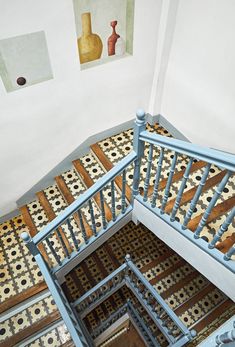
[21,109,235,347]
[73,254,196,346]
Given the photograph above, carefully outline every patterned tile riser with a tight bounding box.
[0,295,57,342]
[26,323,71,347]
[64,222,234,345]
[0,216,43,304]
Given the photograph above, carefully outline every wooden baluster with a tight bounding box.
[88,199,97,237]
[133,158,141,198]
[224,245,235,261]
[143,143,153,202]
[77,209,88,244]
[55,228,70,258]
[161,152,178,214]
[46,236,62,266]
[194,171,232,239]
[111,180,116,221]
[209,207,235,249]
[121,169,127,213]
[170,157,194,221]
[67,218,80,251]
[182,163,211,229]
[132,109,146,199]
[99,189,107,229]
[151,147,164,208]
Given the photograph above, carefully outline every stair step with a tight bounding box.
[0,295,60,346]
[0,281,47,315]
[91,143,132,202]
[36,190,73,255]
[73,158,113,222]
[187,195,235,232]
[20,205,50,264]
[55,174,93,239]
[192,298,235,333]
[147,160,207,197]
[165,170,227,214]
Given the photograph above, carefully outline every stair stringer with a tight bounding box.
[133,198,235,302]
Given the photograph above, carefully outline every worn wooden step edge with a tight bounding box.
[0,281,47,315]
[73,158,113,222]
[187,195,235,232]
[55,175,93,239]
[147,160,207,197]
[165,170,227,214]
[161,271,202,300]
[36,190,73,254]
[191,298,234,333]
[216,233,235,253]
[140,248,175,273]
[174,283,215,316]
[149,258,186,286]
[20,206,51,264]
[90,143,132,202]
[61,341,75,347]
[0,309,60,347]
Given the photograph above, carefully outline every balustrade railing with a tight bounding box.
[22,152,136,272]
[91,300,160,347]
[73,255,196,347]
[133,110,235,270]
[21,109,235,346]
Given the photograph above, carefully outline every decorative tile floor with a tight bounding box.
[64,221,235,345]
[0,294,57,343]
[0,216,43,304]
[26,322,71,347]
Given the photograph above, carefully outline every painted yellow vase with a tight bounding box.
[78,13,103,64]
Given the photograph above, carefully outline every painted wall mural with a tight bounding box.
[0,31,53,92]
[73,0,135,69]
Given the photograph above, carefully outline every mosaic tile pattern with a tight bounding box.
[97,123,234,251]
[78,152,128,216]
[0,216,43,304]
[64,221,235,344]
[0,295,57,343]
[26,322,71,347]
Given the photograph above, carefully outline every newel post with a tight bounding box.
[21,231,40,256]
[132,109,146,201]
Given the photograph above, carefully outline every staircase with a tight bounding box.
[0,112,234,346]
[62,222,235,347]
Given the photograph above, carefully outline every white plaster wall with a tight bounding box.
[0,0,162,216]
[160,0,235,154]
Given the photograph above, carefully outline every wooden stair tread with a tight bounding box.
[147,160,207,196]
[0,310,61,347]
[161,271,201,300]
[165,170,227,214]
[150,258,186,285]
[73,159,113,222]
[174,283,215,315]
[188,195,235,232]
[36,190,72,254]
[192,298,234,333]
[140,249,175,273]
[55,175,93,239]
[91,143,132,202]
[0,281,47,315]
[216,233,235,253]
[20,205,50,264]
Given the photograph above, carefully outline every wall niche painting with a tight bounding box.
[0,31,53,93]
[73,0,135,69]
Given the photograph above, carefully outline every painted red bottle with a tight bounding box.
[108,21,120,56]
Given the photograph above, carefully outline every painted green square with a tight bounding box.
[0,31,53,92]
